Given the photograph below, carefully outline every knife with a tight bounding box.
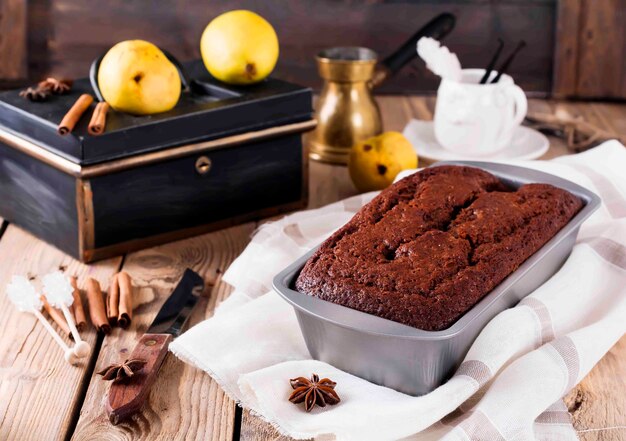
[106,268,204,425]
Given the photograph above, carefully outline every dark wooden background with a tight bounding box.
[0,0,625,99]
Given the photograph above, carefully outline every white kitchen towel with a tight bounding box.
[170,140,626,441]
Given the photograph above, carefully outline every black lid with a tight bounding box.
[0,60,313,165]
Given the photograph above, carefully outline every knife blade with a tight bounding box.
[106,268,204,425]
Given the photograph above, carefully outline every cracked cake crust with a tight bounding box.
[295,165,583,331]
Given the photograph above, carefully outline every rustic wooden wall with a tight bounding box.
[13,0,556,95]
[1,0,625,98]
[571,0,626,99]
[0,0,27,81]
[553,0,626,99]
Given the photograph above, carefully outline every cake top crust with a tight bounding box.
[296,165,583,331]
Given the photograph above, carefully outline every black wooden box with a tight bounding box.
[0,61,314,262]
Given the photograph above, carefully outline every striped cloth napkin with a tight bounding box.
[170,140,626,441]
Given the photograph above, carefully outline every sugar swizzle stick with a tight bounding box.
[43,272,91,358]
[7,276,78,364]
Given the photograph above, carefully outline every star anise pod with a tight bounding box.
[288,373,340,412]
[19,86,50,102]
[38,77,72,95]
[97,359,146,383]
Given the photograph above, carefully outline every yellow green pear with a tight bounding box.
[348,132,418,192]
[200,10,279,85]
[98,40,181,115]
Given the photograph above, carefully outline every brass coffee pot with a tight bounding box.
[310,13,456,164]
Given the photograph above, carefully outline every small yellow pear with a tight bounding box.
[98,40,181,115]
[200,10,279,85]
[348,132,418,192]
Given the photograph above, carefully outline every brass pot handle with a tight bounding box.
[373,12,456,89]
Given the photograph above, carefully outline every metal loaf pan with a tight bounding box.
[273,161,601,396]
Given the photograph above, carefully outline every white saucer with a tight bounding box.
[402,119,550,162]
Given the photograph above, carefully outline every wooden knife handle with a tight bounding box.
[106,333,173,425]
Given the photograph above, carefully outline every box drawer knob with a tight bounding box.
[195,156,212,175]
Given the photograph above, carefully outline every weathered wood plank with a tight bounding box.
[406,95,435,122]
[307,161,357,209]
[25,0,54,82]
[589,102,626,138]
[71,223,255,440]
[565,337,626,441]
[551,0,626,99]
[240,409,303,441]
[0,224,121,441]
[378,95,413,133]
[575,0,626,99]
[552,0,582,98]
[0,0,27,80]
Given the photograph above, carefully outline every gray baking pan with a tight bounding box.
[273,161,601,396]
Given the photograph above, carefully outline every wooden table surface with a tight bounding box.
[0,96,624,441]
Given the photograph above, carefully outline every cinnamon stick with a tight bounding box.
[40,295,73,340]
[70,276,87,332]
[106,273,119,326]
[58,94,93,135]
[87,102,110,136]
[117,272,133,329]
[86,278,110,335]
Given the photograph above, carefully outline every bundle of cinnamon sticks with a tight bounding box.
[57,94,110,137]
[86,272,134,334]
[42,272,135,338]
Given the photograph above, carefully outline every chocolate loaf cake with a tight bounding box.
[295,165,583,331]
